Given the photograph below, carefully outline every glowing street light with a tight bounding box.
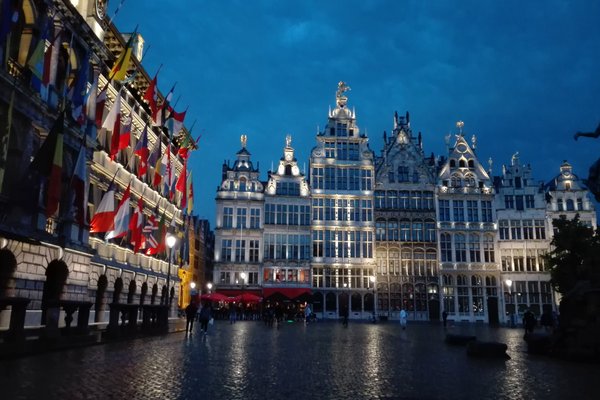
[505,279,513,327]
[190,282,196,290]
[165,233,177,310]
[370,275,376,323]
[207,282,213,293]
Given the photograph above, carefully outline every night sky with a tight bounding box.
[109,0,600,223]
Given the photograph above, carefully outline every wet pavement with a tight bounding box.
[0,319,598,399]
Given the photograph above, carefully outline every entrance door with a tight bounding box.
[487,297,499,325]
[428,299,440,321]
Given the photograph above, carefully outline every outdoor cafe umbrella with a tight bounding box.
[232,293,262,303]
[201,292,231,302]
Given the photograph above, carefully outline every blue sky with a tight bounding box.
[110,0,600,223]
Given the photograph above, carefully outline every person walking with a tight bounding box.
[342,305,349,327]
[198,302,212,334]
[442,310,448,328]
[229,304,237,324]
[400,308,408,330]
[185,301,198,333]
[304,304,312,324]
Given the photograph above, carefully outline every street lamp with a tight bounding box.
[207,282,213,293]
[166,233,177,310]
[190,282,196,290]
[505,279,513,327]
[370,275,376,322]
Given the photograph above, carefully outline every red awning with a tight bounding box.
[262,287,312,300]
[217,289,262,297]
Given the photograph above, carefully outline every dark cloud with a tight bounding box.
[112,0,600,221]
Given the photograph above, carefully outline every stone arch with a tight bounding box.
[151,283,158,304]
[127,280,136,304]
[312,292,324,312]
[325,292,336,311]
[140,281,148,305]
[0,248,18,298]
[41,259,69,322]
[95,275,108,323]
[113,277,123,304]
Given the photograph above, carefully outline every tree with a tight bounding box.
[545,215,600,295]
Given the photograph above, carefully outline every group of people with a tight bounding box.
[185,301,213,334]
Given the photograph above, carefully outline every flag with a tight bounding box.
[166,108,186,136]
[95,85,107,129]
[89,183,115,233]
[118,114,131,150]
[133,124,149,178]
[176,158,187,208]
[187,171,194,215]
[153,84,175,127]
[153,143,166,188]
[101,91,121,160]
[144,73,158,116]
[146,212,166,255]
[109,32,135,81]
[163,144,172,197]
[71,143,88,225]
[29,112,64,218]
[84,75,98,126]
[129,196,144,253]
[71,53,90,125]
[105,183,131,240]
[143,204,159,249]
[27,30,47,81]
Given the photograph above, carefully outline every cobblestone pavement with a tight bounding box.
[1,319,598,400]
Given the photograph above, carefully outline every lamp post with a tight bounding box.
[370,275,376,323]
[207,282,213,294]
[505,279,513,327]
[166,234,177,310]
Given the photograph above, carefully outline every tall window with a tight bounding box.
[515,195,524,211]
[535,220,546,239]
[412,221,424,242]
[361,169,372,191]
[423,192,434,210]
[313,230,323,257]
[440,233,452,262]
[510,220,522,240]
[376,219,386,241]
[523,220,534,239]
[387,219,399,241]
[250,208,260,229]
[439,200,450,221]
[505,195,514,209]
[400,220,411,241]
[387,190,398,209]
[483,235,495,262]
[223,207,233,228]
[425,220,436,242]
[249,240,259,262]
[525,195,535,208]
[400,191,410,209]
[469,234,481,262]
[453,200,465,222]
[467,200,479,222]
[481,200,492,222]
[455,234,466,262]
[499,220,509,240]
[235,240,246,262]
[236,208,247,229]
[312,167,324,189]
[222,239,232,261]
[375,191,385,209]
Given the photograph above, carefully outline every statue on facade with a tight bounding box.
[336,81,351,99]
[240,134,247,149]
[285,134,292,148]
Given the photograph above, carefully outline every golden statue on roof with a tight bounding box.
[336,81,351,107]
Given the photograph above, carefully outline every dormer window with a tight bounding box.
[450,159,456,168]
[515,177,522,188]
[239,178,247,191]
[468,160,474,168]
[459,159,466,168]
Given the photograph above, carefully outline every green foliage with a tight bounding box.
[544,215,600,294]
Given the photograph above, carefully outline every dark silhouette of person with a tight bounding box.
[342,305,349,327]
[198,302,212,334]
[442,310,448,328]
[523,310,536,336]
[185,301,198,333]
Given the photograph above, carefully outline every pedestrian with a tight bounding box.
[185,301,198,333]
[229,304,237,324]
[400,308,408,330]
[523,309,536,336]
[342,305,349,327]
[304,303,312,324]
[198,302,212,334]
[442,310,448,328]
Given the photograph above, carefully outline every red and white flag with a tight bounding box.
[105,184,131,240]
[129,196,144,253]
[89,184,116,233]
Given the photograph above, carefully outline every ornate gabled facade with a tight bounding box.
[494,154,554,322]
[374,111,439,320]
[309,82,376,319]
[213,136,264,297]
[436,122,500,323]
[262,136,312,301]
[545,161,597,229]
[0,0,192,332]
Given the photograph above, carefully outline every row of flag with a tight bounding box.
[3,9,201,256]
